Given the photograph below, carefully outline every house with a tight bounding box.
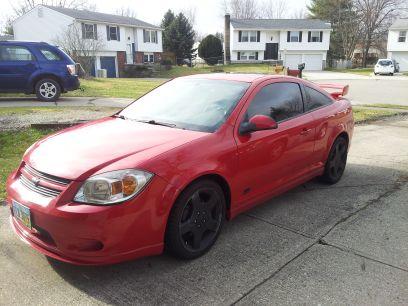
[387,18,408,72]
[13,5,163,77]
[0,35,14,41]
[224,15,331,71]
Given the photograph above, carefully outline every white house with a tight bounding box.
[13,5,163,77]
[224,16,331,71]
[387,18,408,72]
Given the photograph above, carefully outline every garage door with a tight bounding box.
[285,54,302,70]
[100,56,117,78]
[304,54,323,71]
[391,52,408,72]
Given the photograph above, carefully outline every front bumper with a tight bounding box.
[6,169,177,265]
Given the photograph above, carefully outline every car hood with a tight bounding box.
[24,117,207,180]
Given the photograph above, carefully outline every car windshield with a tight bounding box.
[378,60,392,66]
[119,78,250,132]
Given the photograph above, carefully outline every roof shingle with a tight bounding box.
[389,18,408,29]
[230,18,331,30]
[45,5,161,29]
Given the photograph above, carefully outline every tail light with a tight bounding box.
[67,64,76,75]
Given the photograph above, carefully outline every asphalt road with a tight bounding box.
[1,117,407,305]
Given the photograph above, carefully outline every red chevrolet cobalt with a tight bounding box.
[6,74,353,265]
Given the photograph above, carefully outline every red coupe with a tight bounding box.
[6,74,353,265]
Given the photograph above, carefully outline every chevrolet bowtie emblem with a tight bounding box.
[31,177,40,187]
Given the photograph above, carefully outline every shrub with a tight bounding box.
[198,35,223,65]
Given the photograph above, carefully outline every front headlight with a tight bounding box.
[74,169,153,205]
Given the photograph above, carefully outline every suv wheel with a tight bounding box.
[35,79,61,102]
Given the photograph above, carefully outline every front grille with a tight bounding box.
[23,164,70,186]
[19,175,61,198]
[18,164,71,198]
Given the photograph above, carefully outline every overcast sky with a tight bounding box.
[2,0,310,35]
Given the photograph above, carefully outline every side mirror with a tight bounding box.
[239,115,278,135]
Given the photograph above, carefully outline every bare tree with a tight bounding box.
[182,7,197,25]
[54,23,104,77]
[222,0,260,18]
[12,0,92,16]
[115,7,137,18]
[290,7,307,19]
[261,0,288,18]
[355,0,408,66]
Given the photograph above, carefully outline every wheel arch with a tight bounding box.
[30,74,63,93]
[171,173,232,220]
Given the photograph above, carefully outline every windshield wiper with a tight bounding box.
[137,119,177,128]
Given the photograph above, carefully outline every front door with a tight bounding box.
[100,56,117,78]
[0,45,37,91]
[264,43,278,60]
[234,81,316,209]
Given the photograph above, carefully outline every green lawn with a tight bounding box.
[360,104,408,110]
[353,107,404,123]
[0,78,164,100]
[325,68,373,76]
[0,128,52,200]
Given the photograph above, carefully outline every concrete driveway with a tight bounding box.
[1,117,407,305]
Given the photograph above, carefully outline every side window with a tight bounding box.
[246,82,303,122]
[304,86,333,111]
[39,48,61,61]
[0,46,34,61]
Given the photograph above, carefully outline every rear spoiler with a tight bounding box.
[318,84,349,100]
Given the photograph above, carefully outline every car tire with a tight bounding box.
[319,136,348,184]
[165,179,226,259]
[390,73,394,76]
[35,78,61,102]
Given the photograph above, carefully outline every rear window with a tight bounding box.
[378,60,392,66]
[305,86,333,111]
[39,48,62,61]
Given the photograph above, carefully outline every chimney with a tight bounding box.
[224,14,231,64]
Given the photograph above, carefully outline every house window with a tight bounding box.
[310,31,321,42]
[289,31,301,42]
[240,51,257,60]
[398,31,406,42]
[240,31,257,42]
[143,30,158,43]
[143,53,154,63]
[83,23,96,39]
[107,26,119,41]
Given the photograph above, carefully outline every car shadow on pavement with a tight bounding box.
[46,162,407,305]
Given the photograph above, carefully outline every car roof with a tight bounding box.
[0,41,52,46]
[181,73,295,83]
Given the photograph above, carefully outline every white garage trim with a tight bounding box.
[284,52,325,71]
[389,51,408,72]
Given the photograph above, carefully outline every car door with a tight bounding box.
[233,80,316,208]
[0,45,38,91]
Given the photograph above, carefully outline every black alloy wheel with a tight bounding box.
[320,136,348,184]
[166,180,225,259]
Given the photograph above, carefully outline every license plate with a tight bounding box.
[12,200,32,229]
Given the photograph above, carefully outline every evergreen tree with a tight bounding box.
[161,10,176,52]
[166,13,195,64]
[198,35,223,65]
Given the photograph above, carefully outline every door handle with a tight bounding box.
[300,128,312,135]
